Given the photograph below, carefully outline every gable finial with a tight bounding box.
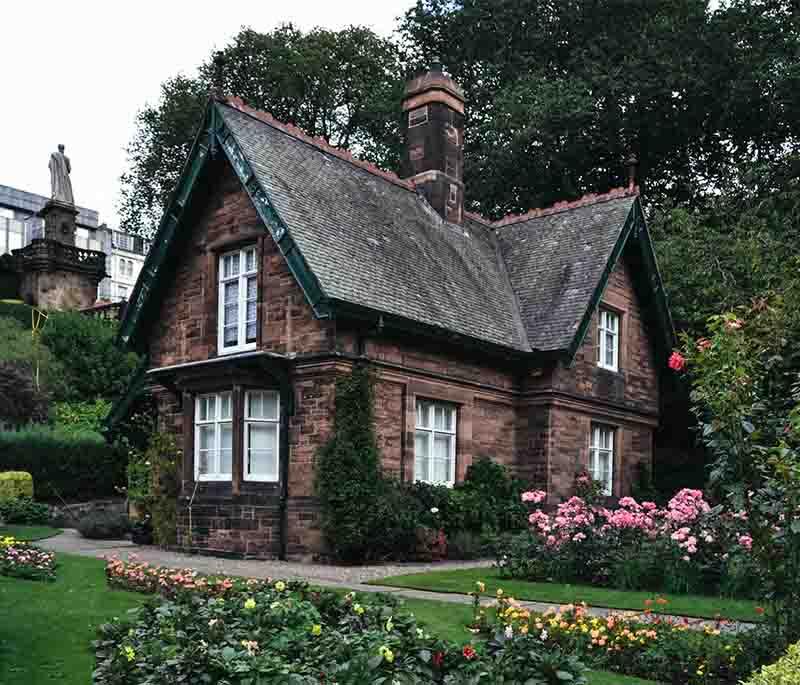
[212,51,226,100]
[626,154,639,193]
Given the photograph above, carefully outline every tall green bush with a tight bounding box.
[0,426,124,501]
[315,365,415,562]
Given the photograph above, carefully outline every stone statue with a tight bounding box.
[49,144,74,205]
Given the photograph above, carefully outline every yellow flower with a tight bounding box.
[123,646,135,662]
[244,598,256,610]
[354,603,365,615]
[274,581,286,592]
[386,618,394,632]
[496,589,504,597]
[476,581,486,593]
[379,645,395,663]
[311,624,322,636]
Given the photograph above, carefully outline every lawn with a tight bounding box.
[0,524,62,541]
[0,553,658,685]
[370,567,764,624]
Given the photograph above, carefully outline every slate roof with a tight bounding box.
[494,194,637,351]
[121,97,667,358]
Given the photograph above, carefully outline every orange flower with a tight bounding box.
[755,606,765,615]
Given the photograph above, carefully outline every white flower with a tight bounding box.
[540,629,549,641]
[430,507,439,514]
[505,625,514,639]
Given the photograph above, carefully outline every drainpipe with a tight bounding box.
[186,481,199,552]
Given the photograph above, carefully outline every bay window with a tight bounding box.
[218,247,258,354]
[415,399,456,485]
[195,392,233,480]
[244,390,280,482]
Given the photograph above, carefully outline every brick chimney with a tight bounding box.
[402,63,465,223]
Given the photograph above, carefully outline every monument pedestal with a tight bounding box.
[12,201,106,310]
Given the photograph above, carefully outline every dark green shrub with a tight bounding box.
[454,457,529,535]
[0,496,49,524]
[77,510,129,539]
[447,530,486,560]
[0,426,124,501]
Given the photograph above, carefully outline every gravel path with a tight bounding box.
[41,530,752,632]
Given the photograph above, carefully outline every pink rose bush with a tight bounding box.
[0,536,56,581]
[499,488,759,598]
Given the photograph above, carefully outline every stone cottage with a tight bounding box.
[118,66,674,559]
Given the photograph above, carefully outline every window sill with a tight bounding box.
[218,343,257,356]
[243,476,279,483]
[195,475,232,482]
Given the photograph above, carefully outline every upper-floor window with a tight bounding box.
[408,106,428,128]
[415,399,456,485]
[195,392,233,481]
[244,390,280,482]
[589,424,615,496]
[448,183,458,205]
[597,308,619,371]
[117,285,128,300]
[218,247,258,354]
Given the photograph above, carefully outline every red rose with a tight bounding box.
[462,645,476,660]
[432,651,444,667]
[668,352,686,372]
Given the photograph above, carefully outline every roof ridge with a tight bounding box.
[221,97,416,192]
[492,186,639,228]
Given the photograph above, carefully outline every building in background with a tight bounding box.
[0,184,149,302]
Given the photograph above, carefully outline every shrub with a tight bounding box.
[145,433,179,546]
[77,510,129,539]
[744,641,800,685]
[0,471,34,500]
[53,399,111,434]
[0,496,49,525]
[0,426,124,501]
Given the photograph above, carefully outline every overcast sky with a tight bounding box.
[1,0,413,228]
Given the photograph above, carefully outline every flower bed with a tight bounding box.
[97,557,587,684]
[480,585,773,685]
[0,535,56,581]
[500,488,760,599]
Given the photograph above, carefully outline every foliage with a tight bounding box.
[144,432,180,546]
[0,535,56,581]
[119,25,404,237]
[98,557,587,685]
[53,399,111,434]
[498,489,762,599]
[38,311,139,405]
[0,426,125,501]
[77,510,129,540]
[316,365,411,562]
[0,496,49,525]
[743,640,800,685]
[400,1,799,218]
[0,471,33,500]
[679,295,800,645]
[489,594,768,685]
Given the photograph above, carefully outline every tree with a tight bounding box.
[118,25,404,237]
[399,0,800,217]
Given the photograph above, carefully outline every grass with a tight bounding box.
[0,553,146,685]
[370,567,764,624]
[0,554,658,685]
[0,525,62,541]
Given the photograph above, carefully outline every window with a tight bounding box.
[445,156,458,178]
[195,393,232,480]
[127,260,134,276]
[115,232,133,251]
[446,124,460,146]
[218,247,258,354]
[117,285,128,300]
[597,308,619,371]
[415,400,456,485]
[448,184,458,205]
[244,390,280,481]
[590,425,614,496]
[408,105,428,128]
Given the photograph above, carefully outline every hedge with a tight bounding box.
[744,641,800,685]
[0,426,125,501]
[0,471,34,500]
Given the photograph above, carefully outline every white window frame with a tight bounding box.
[590,424,615,496]
[244,390,281,482]
[414,399,457,486]
[218,247,258,355]
[408,105,428,128]
[597,308,620,371]
[448,183,458,205]
[194,392,233,481]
